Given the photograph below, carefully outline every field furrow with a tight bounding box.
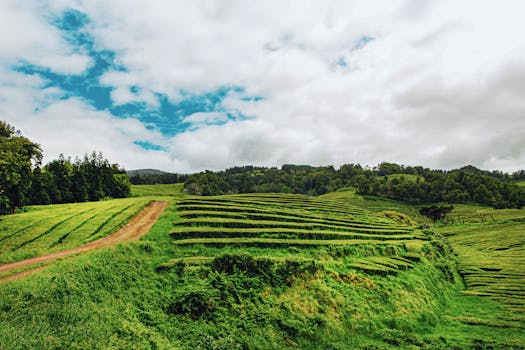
[0,198,153,264]
[171,193,426,276]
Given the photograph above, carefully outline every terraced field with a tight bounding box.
[165,193,427,274]
[0,197,152,265]
[438,219,525,313]
[320,189,422,219]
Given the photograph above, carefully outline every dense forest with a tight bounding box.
[0,121,130,215]
[184,163,525,209]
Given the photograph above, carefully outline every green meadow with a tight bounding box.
[0,184,523,349]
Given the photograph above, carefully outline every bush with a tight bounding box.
[167,285,219,320]
[211,254,323,287]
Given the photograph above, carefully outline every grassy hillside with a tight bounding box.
[430,206,525,348]
[439,222,525,311]
[0,197,152,266]
[0,186,523,349]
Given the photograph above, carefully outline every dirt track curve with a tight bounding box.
[0,201,168,283]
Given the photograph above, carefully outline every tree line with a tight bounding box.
[1,121,130,215]
[129,172,188,185]
[184,163,525,209]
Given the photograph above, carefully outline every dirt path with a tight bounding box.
[0,201,168,283]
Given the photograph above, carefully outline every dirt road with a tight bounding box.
[0,201,169,283]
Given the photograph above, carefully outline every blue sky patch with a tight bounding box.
[353,35,374,51]
[54,9,90,31]
[336,56,348,67]
[130,85,141,94]
[14,9,259,140]
[133,141,167,152]
[241,96,263,102]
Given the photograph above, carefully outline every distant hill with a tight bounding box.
[126,169,170,176]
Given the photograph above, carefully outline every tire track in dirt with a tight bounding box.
[0,201,169,283]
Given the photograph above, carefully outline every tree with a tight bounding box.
[377,162,402,176]
[352,175,374,195]
[472,184,493,205]
[111,174,131,198]
[419,205,454,223]
[29,167,52,205]
[44,155,74,203]
[0,121,42,214]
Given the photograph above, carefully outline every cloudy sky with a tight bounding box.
[1,0,524,173]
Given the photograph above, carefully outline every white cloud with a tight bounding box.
[0,1,92,74]
[1,0,525,172]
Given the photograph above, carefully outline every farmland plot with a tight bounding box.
[166,193,427,275]
[0,197,152,264]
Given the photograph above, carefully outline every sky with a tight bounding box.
[1,0,524,173]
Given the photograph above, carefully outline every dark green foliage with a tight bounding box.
[185,165,337,196]
[512,169,525,181]
[210,254,323,287]
[28,151,131,206]
[354,167,525,209]
[184,163,525,209]
[129,171,187,185]
[167,284,219,319]
[0,121,42,214]
[112,174,132,198]
[1,121,132,215]
[419,205,454,222]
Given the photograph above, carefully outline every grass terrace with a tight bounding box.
[166,193,427,276]
[438,221,525,313]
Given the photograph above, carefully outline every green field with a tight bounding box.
[439,222,525,310]
[167,193,425,275]
[0,184,523,349]
[436,205,525,316]
[321,187,419,212]
[0,182,183,267]
[0,197,152,265]
[131,183,184,197]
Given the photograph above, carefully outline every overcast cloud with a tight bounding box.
[1,0,524,172]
